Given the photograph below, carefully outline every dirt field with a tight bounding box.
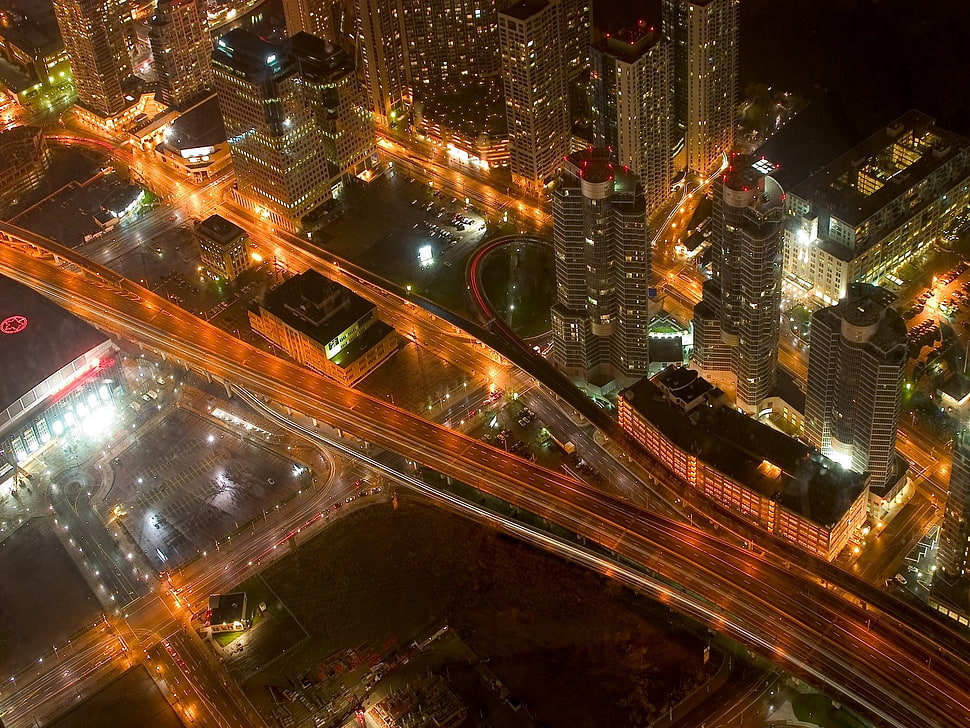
[234,498,713,727]
[0,519,101,675]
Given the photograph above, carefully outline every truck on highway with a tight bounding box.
[543,429,576,455]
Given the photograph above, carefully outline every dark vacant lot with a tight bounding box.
[0,519,100,675]
[47,666,183,728]
[237,499,712,727]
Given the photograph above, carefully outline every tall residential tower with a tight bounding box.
[498,0,571,190]
[551,148,650,390]
[52,0,132,117]
[354,0,408,125]
[804,283,907,494]
[663,0,738,175]
[590,22,672,214]
[938,433,970,579]
[691,156,784,413]
[149,0,212,110]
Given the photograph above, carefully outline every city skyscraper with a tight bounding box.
[804,283,907,493]
[52,0,132,117]
[290,32,376,184]
[691,155,784,413]
[149,0,212,110]
[663,0,738,175]
[354,0,408,125]
[551,148,650,389]
[212,30,331,232]
[402,0,511,99]
[498,0,571,190]
[557,0,591,84]
[938,432,970,579]
[661,0,687,150]
[590,22,673,214]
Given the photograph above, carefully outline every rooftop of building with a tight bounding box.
[0,273,108,413]
[196,214,245,245]
[592,20,662,63]
[0,56,33,93]
[500,0,549,21]
[620,367,868,527]
[287,32,354,81]
[0,125,45,170]
[813,283,907,356]
[753,97,862,192]
[212,29,291,82]
[771,366,806,414]
[102,184,142,216]
[0,6,61,56]
[162,95,226,150]
[419,78,507,138]
[208,592,247,625]
[257,270,394,369]
[564,148,641,195]
[722,154,779,192]
[939,373,970,406]
[790,109,970,226]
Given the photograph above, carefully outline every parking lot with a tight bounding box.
[111,408,311,570]
[310,172,489,299]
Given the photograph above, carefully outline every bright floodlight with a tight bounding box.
[418,245,433,267]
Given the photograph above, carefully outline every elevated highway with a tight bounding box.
[1,221,970,727]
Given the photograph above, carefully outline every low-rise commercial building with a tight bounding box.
[249,270,397,386]
[206,592,248,633]
[415,80,509,171]
[149,95,231,182]
[0,272,122,486]
[195,214,250,282]
[783,110,970,306]
[618,366,868,560]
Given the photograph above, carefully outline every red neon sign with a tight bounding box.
[0,315,27,334]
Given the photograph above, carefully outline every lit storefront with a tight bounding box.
[0,276,123,489]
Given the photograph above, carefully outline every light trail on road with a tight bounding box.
[4,223,970,726]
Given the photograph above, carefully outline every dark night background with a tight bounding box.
[594,0,970,138]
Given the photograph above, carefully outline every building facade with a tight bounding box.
[248,270,398,386]
[0,272,123,485]
[354,0,408,125]
[402,0,510,100]
[52,0,132,118]
[938,433,970,579]
[149,0,212,110]
[0,126,53,215]
[212,30,331,233]
[498,0,571,190]
[290,33,376,185]
[551,149,650,390]
[195,214,250,281]
[683,0,738,176]
[804,283,907,494]
[691,156,784,413]
[283,0,336,42]
[783,111,970,307]
[590,23,672,215]
[618,367,869,561]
